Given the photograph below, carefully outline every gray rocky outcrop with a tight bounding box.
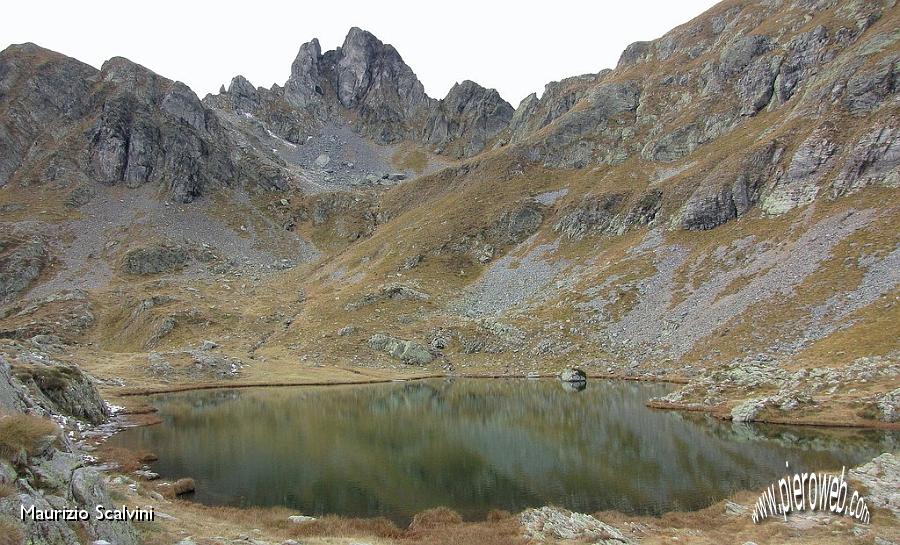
[762,125,836,215]
[844,57,897,116]
[848,453,899,517]
[0,356,30,413]
[832,120,899,196]
[0,238,47,303]
[12,362,109,424]
[0,43,96,187]
[0,43,288,203]
[345,283,429,311]
[558,368,587,383]
[873,388,899,423]
[731,398,769,422]
[422,80,513,157]
[89,57,237,203]
[508,75,599,144]
[225,75,261,112]
[186,349,243,379]
[284,39,325,111]
[520,506,629,543]
[336,28,430,142]
[681,142,781,230]
[120,245,189,275]
[442,201,544,260]
[554,193,626,239]
[368,333,433,365]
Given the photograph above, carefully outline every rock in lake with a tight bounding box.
[558,367,587,383]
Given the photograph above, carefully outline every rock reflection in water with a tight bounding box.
[109,379,897,525]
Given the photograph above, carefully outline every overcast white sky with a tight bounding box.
[5,0,719,106]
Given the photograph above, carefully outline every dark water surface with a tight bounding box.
[109,379,897,524]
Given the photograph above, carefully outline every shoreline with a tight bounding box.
[109,372,899,431]
[114,371,686,397]
[647,400,900,431]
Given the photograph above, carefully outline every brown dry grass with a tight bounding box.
[0,482,17,498]
[96,445,157,473]
[155,477,196,498]
[287,515,404,539]
[0,413,59,460]
[391,144,430,174]
[0,516,24,545]
[408,507,464,531]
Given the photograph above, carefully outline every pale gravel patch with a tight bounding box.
[533,188,569,205]
[453,236,569,317]
[594,209,879,362]
[805,244,900,338]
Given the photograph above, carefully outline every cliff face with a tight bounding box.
[0,0,897,431]
[0,44,294,203]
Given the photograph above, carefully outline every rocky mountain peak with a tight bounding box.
[201,27,515,155]
[335,27,427,112]
[285,38,323,109]
[421,80,514,157]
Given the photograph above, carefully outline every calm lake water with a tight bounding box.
[109,379,898,524]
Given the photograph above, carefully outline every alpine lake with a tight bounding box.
[109,378,898,525]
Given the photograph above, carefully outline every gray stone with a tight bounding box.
[681,143,780,230]
[554,193,625,239]
[0,238,47,303]
[720,35,773,78]
[833,123,899,196]
[14,362,109,424]
[64,186,96,209]
[762,126,836,215]
[226,75,260,112]
[520,506,629,543]
[71,467,140,545]
[368,334,433,365]
[874,388,899,423]
[558,368,587,383]
[314,153,330,168]
[121,245,189,275]
[844,58,896,115]
[186,350,243,379]
[400,254,423,270]
[848,453,899,517]
[422,80,513,157]
[0,356,30,413]
[345,283,429,311]
[731,398,769,423]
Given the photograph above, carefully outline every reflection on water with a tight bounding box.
[110,379,898,524]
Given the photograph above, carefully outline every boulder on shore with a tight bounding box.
[558,367,587,383]
[368,333,433,365]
